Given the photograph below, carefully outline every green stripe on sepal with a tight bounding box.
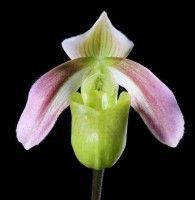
[69,92,131,170]
[62,12,134,59]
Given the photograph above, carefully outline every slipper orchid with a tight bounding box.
[17,12,184,170]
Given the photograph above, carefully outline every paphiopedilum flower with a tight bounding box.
[17,12,184,170]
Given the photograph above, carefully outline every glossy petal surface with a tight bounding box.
[17,58,96,149]
[107,58,184,147]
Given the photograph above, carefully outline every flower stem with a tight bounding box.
[91,169,105,200]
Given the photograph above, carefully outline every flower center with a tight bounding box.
[81,65,118,110]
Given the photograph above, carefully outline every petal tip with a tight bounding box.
[22,142,32,150]
[16,125,34,150]
[159,105,185,148]
[98,11,109,23]
[164,121,185,148]
[164,139,181,148]
[100,11,108,18]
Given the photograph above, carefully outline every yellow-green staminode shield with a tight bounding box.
[69,92,131,170]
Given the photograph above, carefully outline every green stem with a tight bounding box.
[91,169,105,200]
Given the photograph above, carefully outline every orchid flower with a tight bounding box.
[17,12,184,170]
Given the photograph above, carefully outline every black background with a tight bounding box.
[4,2,193,199]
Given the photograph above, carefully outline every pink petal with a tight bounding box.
[17,58,95,150]
[108,58,184,147]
